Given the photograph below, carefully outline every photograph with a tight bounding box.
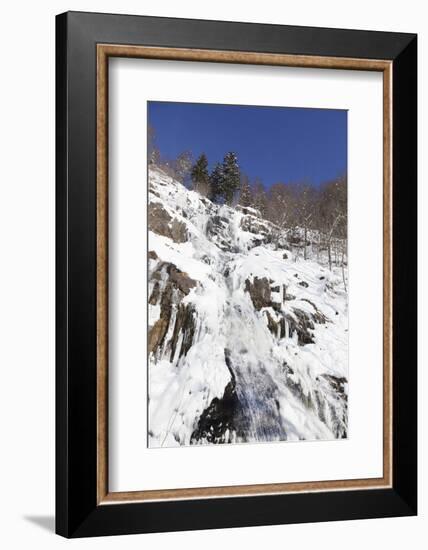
[0,2,420,544]
[147,101,349,448]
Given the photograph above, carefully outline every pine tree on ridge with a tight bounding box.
[191,153,210,196]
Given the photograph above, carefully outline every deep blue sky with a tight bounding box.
[148,101,347,188]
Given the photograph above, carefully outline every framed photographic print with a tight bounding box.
[56,11,417,537]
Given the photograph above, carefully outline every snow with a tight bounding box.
[147,166,348,447]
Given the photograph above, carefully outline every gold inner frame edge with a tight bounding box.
[96,44,393,505]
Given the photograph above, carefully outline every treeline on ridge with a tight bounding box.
[148,129,347,269]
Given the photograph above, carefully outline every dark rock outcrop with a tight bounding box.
[280,364,347,438]
[282,284,295,301]
[285,309,317,345]
[168,267,197,295]
[149,281,160,305]
[148,280,173,354]
[190,377,239,445]
[148,202,188,243]
[281,362,314,410]
[191,351,244,445]
[239,215,276,246]
[148,260,197,357]
[301,299,328,324]
[319,375,348,438]
[263,300,327,346]
[170,304,196,361]
[245,277,272,310]
[265,311,286,339]
[205,215,232,251]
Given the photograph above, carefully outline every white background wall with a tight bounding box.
[0,1,424,548]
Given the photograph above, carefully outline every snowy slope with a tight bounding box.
[147,166,348,448]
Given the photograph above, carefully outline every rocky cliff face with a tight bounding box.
[147,166,348,448]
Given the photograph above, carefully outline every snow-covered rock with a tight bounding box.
[147,166,348,447]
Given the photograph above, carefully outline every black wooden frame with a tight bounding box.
[56,11,417,538]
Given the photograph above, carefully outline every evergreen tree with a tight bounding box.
[222,152,241,205]
[239,174,253,207]
[190,153,210,196]
[209,162,225,203]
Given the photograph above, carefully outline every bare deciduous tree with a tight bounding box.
[252,178,267,217]
[239,174,253,207]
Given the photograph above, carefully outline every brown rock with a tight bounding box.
[170,304,196,360]
[148,202,188,243]
[149,281,160,305]
[148,282,174,354]
[147,262,198,358]
[148,202,172,236]
[245,277,272,310]
[301,298,328,324]
[148,317,170,354]
[265,311,286,339]
[170,218,188,243]
[167,265,197,295]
